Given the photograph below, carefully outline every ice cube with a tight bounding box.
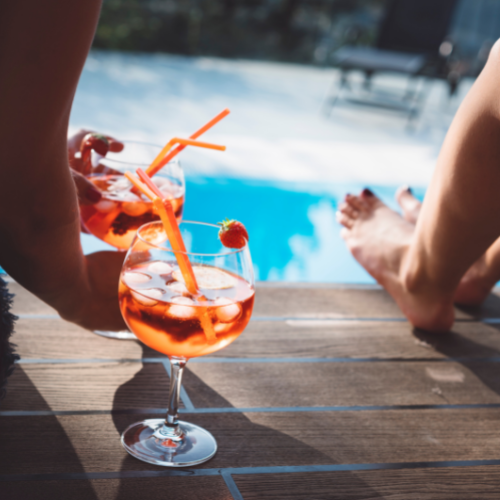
[167,281,188,295]
[160,183,182,199]
[122,202,148,217]
[172,266,235,290]
[122,271,151,285]
[94,200,116,213]
[168,296,197,320]
[214,322,231,334]
[148,261,173,275]
[131,288,164,307]
[110,178,130,192]
[214,297,241,323]
[151,177,166,187]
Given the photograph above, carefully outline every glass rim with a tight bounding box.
[136,220,248,257]
[102,140,180,168]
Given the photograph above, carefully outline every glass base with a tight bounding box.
[93,329,137,340]
[121,419,217,467]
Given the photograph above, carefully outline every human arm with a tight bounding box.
[0,0,126,330]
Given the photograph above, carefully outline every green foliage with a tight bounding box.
[93,0,386,63]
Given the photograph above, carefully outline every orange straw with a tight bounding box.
[145,137,226,178]
[129,170,217,344]
[136,168,163,198]
[152,198,199,296]
[124,171,199,294]
[146,109,230,177]
[153,199,217,343]
[124,172,156,200]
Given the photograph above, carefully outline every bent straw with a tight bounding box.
[136,168,163,198]
[153,198,199,296]
[145,137,226,178]
[146,109,230,177]
[131,171,217,344]
[124,171,199,294]
[153,198,218,344]
[124,172,156,200]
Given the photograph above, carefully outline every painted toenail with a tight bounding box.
[361,188,374,197]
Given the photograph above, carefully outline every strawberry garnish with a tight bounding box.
[81,133,110,156]
[80,133,110,173]
[218,219,249,249]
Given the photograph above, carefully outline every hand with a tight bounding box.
[68,129,124,206]
[60,250,128,332]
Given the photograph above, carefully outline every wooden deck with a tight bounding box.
[2,279,500,499]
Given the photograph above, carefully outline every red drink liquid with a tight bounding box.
[81,175,184,250]
[119,262,254,358]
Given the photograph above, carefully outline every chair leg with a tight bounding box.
[406,77,431,129]
[322,71,347,117]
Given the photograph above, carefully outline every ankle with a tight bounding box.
[399,249,453,300]
[397,252,455,332]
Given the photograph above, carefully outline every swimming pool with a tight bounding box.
[80,176,425,283]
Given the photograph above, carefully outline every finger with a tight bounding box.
[71,169,102,206]
[107,137,124,153]
[68,129,91,158]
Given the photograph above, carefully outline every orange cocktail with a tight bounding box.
[80,141,185,251]
[119,220,254,467]
[81,174,184,249]
[120,262,254,358]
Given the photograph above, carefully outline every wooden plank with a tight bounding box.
[254,286,500,319]
[217,320,500,359]
[12,317,500,361]
[254,286,402,318]
[1,363,170,411]
[1,477,230,500]
[9,280,500,319]
[2,410,500,474]
[184,359,500,408]
[11,319,161,360]
[6,355,500,413]
[234,466,500,499]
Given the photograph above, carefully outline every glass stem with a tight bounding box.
[154,357,187,441]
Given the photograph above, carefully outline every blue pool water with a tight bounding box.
[0,177,425,283]
[79,177,425,283]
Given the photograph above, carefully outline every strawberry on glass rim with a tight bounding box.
[218,219,249,249]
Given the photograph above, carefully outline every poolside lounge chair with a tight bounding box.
[323,0,458,122]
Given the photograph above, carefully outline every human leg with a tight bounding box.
[395,188,500,305]
[339,41,500,331]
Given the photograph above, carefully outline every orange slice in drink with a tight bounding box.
[172,266,235,290]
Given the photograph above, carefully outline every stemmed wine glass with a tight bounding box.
[118,220,254,466]
[80,141,185,340]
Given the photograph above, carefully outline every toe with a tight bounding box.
[360,188,384,210]
[395,185,421,224]
[396,185,417,206]
[339,202,359,220]
[336,210,354,229]
[345,193,368,212]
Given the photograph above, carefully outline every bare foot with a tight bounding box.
[395,185,421,224]
[338,189,455,332]
[394,185,496,306]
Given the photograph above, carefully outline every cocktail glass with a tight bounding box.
[118,220,254,466]
[80,141,185,340]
